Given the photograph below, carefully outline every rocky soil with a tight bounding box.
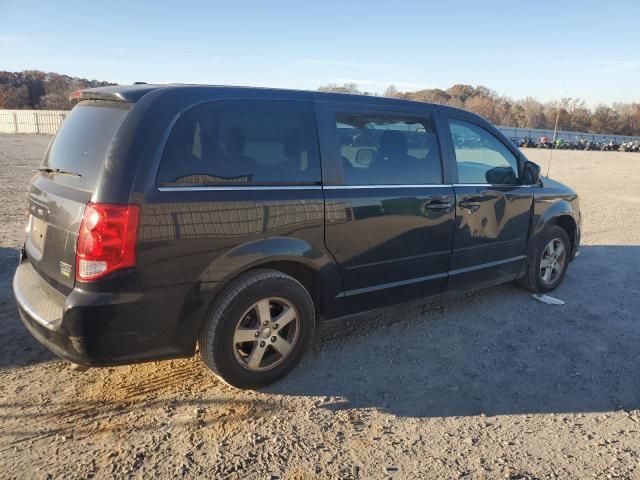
[1,135,639,479]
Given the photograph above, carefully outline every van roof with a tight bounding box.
[74,83,451,111]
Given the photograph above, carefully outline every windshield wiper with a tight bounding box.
[38,167,82,177]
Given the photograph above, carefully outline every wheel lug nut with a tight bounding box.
[259,341,266,347]
[273,324,278,330]
[271,336,277,342]
[254,331,260,338]
[263,321,269,326]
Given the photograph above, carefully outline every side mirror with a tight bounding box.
[486,166,518,185]
[522,160,541,185]
[355,148,376,166]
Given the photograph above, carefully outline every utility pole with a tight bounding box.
[552,106,561,143]
[547,106,561,177]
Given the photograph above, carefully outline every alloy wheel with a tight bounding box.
[232,297,300,372]
[540,238,566,285]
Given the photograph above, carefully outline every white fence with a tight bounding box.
[497,126,640,144]
[2,108,640,144]
[0,109,69,135]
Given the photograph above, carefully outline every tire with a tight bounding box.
[518,225,571,293]
[199,268,315,389]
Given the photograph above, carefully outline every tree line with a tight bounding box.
[1,71,637,136]
[0,70,115,111]
[318,82,640,137]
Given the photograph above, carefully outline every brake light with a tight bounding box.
[69,90,83,100]
[76,203,140,281]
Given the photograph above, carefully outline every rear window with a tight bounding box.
[42,101,131,190]
[157,100,321,186]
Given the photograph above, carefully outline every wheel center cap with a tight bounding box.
[262,327,271,338]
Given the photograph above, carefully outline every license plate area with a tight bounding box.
[28,214,48,254]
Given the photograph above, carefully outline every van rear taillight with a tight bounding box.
[76,203,140,281]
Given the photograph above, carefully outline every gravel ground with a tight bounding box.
[1,135,639,479]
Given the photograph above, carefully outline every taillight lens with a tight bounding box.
[76,203,140,281]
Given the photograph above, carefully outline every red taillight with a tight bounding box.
[69,90,83,101]
[76,203,140,281]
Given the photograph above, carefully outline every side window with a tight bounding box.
[448,119,520,185]
[157,100,320,186]
[335,113,442,185]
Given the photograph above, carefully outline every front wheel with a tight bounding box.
[518,225,570,293]
[199,269,315,389]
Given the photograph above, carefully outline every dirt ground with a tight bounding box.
[1,134,639,479]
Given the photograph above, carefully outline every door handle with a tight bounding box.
[423,200,452,211]
[458,200,481,213]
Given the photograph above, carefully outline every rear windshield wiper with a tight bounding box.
[38,167,82,177]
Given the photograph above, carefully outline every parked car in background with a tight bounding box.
[13,85,581,388]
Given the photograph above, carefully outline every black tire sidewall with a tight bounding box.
[204,274,315,389]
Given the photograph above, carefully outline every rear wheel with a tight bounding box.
[199,269,315,389]
[518,225,570,293]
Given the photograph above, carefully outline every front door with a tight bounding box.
[317,102,455,314]
[445,117,533,290]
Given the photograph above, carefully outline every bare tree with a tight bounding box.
[519,97,547,129]
[383,84,400,98]
[1,69,638,135]
[0,70,116,110]
[317,83,361,94]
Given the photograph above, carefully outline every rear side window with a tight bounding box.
[335,113,441,185]
[43,101,131,190]
[448,119,520,185]
[157,100,321,186]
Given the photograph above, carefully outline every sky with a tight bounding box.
[1,0,639,105]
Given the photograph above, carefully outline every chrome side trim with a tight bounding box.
[346,249,451,270]
[338,255,526,297]
[157,185,322,191]
[158,184,532,191]
[452,184,532,188]
[453,238,524,254]
[337,272,448,298]
[324,184,450,190]
[452,183,491,187]
[448,255,526,276]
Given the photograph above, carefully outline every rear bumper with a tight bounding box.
[13,259,199,367]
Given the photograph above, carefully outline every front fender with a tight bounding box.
[531,198,577,239]
[528,186,581,263]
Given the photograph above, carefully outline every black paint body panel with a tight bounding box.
[324,187,454,314]
[13,85,581,367]
[448,185,532,290]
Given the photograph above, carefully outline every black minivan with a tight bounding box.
[14,84,581,388]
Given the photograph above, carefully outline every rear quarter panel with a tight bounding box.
[127,88,343,334]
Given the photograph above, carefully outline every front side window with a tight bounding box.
[157,100,320,186]
[449,119,520,185]
[336,113,442,185]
